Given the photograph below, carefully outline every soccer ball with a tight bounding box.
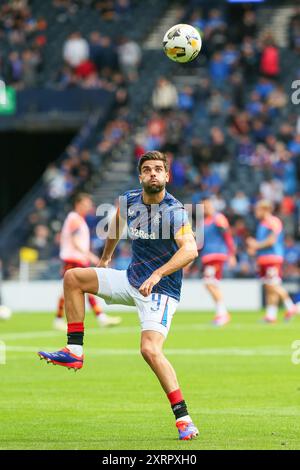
[163,23,202,63]
[0,305,12,320]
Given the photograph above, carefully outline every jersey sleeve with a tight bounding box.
[214,213,229,231]
[215,213,235,255]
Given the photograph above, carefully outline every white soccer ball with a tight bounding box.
[0,305,12,320]
[163,23,202,63]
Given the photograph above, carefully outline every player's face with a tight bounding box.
[139,160,169,194]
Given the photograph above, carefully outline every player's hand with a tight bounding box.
[139,271,162,297]
[183,259,194,275]
[228,255,237,268]
[97,258,111,268]
[89,253,100,266]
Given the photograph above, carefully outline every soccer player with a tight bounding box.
[200,194,236,326]
[246,200,297,322]
[38,151,199,440]
[54,192,121,331]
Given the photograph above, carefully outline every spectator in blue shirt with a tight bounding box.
[222,43,239,72]
[209,51,229,87]
[178,86,195,112]
[288,134,300,156]
[284,235,300,265]
[246,91,264,117]
[206,8,225,30]
[171,159,186,188]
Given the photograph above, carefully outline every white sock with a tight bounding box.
[216,301,227,317]
[176,415,192,423]
[266,305,278,320]
[284,298,294,312]
[67,344,83,356]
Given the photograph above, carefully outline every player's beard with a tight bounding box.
[142,180,165,194]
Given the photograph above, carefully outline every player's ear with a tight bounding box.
[166,171,170,183]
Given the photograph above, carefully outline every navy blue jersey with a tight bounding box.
[119,189,190,302]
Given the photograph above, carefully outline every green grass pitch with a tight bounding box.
[0,310,300,450]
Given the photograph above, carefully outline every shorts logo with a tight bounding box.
[129,227,156,240]
[153,212,161,226]
[266,267,278,278]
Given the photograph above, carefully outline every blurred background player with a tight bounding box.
[246,200,297,323]
[54,192,121,330]
[39,151,199,441]
[200,194,236,326]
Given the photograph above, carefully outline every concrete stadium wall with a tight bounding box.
[1,279,262,312]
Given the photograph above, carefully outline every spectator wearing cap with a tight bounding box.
[118,37,142,82]
[260,35,280,79]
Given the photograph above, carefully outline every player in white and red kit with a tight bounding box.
[54,193,121,330]
[246,200,297,322]
[39,152,199,441]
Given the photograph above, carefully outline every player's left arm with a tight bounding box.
[98,205,127,268]
[139,227,198,297]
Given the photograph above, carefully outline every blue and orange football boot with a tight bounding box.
[37,347,83,371]
[176,420,199,441]
[284,305,298,322]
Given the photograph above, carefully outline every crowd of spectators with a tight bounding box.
[0,0,47,88]
[288,6,300,54]
[2,2,300,281]
[127,5,300,279]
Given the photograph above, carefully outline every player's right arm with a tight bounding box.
[247,218,282,254]
[98,206,126,268]
[215,213,236,267]
[71,233,99,265]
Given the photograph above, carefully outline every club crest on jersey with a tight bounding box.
[129,227,156,240]
[152,212,161,226]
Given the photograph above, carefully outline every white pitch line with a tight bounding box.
[5,346,290,356]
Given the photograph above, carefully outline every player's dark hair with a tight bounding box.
[73,192,91,207]
[138,151,169,174]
